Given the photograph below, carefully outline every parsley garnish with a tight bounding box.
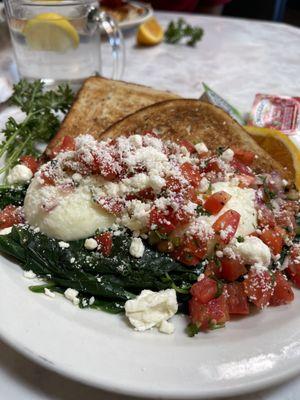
[186,323,200,337]
[237,236,245,243]
[0,80,73,178]
[164,18,204,47]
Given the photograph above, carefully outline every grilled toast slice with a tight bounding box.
[46,76,179,157]
[102,99,291,180]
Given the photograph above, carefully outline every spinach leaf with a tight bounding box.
[0,184,28,209]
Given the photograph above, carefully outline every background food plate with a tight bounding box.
[1,107,300,399]
[115,1,153,30]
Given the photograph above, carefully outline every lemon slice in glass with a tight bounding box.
[23,12,79,52]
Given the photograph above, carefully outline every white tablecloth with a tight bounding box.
[0,10,300,400]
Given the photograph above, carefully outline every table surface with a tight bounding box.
[1,9,300,400]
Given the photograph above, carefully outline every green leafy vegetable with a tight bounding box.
[0,183,28,209]
[0,80,73,178]
[0,226,200,312]
[164,18,204,47]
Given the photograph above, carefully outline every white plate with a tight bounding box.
[113,2,153,30]
[1,108,300,399]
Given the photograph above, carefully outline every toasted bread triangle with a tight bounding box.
[46,76,179,157]
[102,99,290,180]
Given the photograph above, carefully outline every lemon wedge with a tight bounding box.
[23,12,79,52]
[137,17,164,46]
[245,125,300,189]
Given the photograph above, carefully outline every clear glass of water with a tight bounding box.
[4,0,125,87]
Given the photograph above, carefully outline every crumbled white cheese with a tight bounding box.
[64,288,80,305]
[125,289,178,332]
[158,320,175,334]
[210,182,257,238]
[7,164,33,184]
[199,177,210,193]
[89,296,95,305]
[220,148,234,162]
[195,142,208,154]
[0,227,12,235]
[44,288,55,298]
[23,270,37,279]
[225,236,271,271]
[58,241,70,249]
[84,238,98,250]
[129,237,145,258]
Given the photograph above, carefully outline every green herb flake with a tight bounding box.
[236,236,245,243]
[186,323,200,337]
[164,18,204,47]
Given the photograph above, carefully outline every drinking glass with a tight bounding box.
[4,0,125,87]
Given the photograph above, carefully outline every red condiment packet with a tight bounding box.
[249,94,300,135]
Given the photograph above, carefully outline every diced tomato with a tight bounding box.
[126,188,156,201]
[40,171,55,186]
[259,227,284,255]
[189,294,229,331]
[243,270,274,309]
[171,236,207,266]
[149,207,176,234]
[203,191,231,215]
[212,209,240,244]
[230,159,254,176]
[52,136,76,157]
[190,277,218,304]
[0,205,23,229]
[233,149,255,165]
[220,257,247,282]
[180,162,201,188]
[286,244,300,288]
[204,260,222,278]
[275,209,296,238]
[257,204,276,229]
[20,155,40,174]
[165,176,183,193]
[95,232,113,257]
[236,174,256,188]
[179,139,196,154]
[203,160,222,173]
[97,197,124,215]
[269,272,294,306]
[224,282,249,315]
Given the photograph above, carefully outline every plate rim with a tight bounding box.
[117,1,153,29]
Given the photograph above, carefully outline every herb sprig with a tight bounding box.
[0,80,73,177]
[164,18,204,47]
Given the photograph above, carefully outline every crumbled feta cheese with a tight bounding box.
[64,288,80,305]
[195,142,208,154]
[158,320,175,334]
[125,289,178,332]
[23,270,37,279]
[70,257,75,263]
[44,288,55,298]
[225,236,271,271]
[72,173,82,183]
[84,238,98,250]
[89,296,95,305]
[0,227,12,235]
[58,241,70,249]
[197,273,205,281]
[282,179,288,186]
[199,177,210,193]
[216,250,223,258]
[220,148,234,162]
[210,182,257,238]
[7,164,33,184]
[129,237,145,258]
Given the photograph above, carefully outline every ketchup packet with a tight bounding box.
[250,94,300,135]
